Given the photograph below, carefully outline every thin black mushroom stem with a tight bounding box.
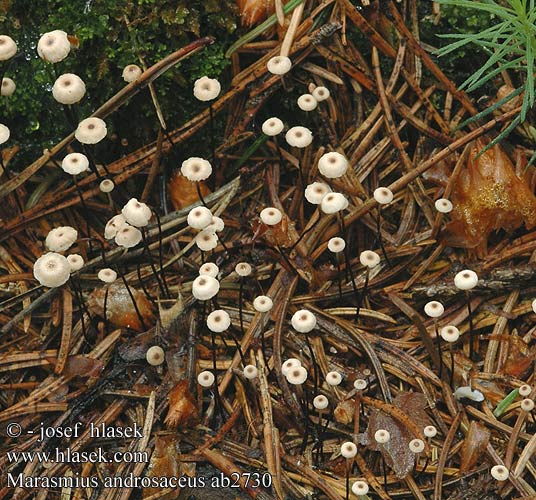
[67,273,91,344]
[373,187,394,268]
[374,429,391,490]
[357,250,381,321]
[285,363,312,453]
[440,325,460,387]
[454,269,479,361]
[208,298,246,365]
[340,442,358,500]
[337,213,361,319]
[424,300,445,380]
[291,309,321,394]
[82,236,149,332]
[312,394,329,466]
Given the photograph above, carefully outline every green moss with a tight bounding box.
[0,0,237,168]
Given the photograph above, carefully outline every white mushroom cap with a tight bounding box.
[192,275,220,300]
[519,384,532,397]
[206,216,225,232]
[320,192,348,214]
[0,123,10,145]
[253,295,273,312]
[291,309,317,333]
[45,226,78,252]
[351,481,369,496]
[318,152,349,179]
[305,182,331,205]
[122,64,142,83]
[521,398,535,412]
[33,252,71,288]
[198,370,215,387]
[98,268,117,283]
[260,207,282,226]
[206,309,231,332]
[453,386,484,402]
[37,30,70,63]
[328,237,346,253]
[373,187,394,205]
[267,56,292,75]
[104,214,128,239]
[424,300,444,318]
[181,157,212,182]
[235,262,252,277]
[340,442,357,459]
[195,230,218,251]
[326,371,342,386]
[490,465,509,481]
[1,77,15,97]
[423,425,437,438]
[313,394,329,410]
[409,438,425,453]
[61,152,89,175]
[285,126,313,148]
[114,225,142,248]
[374,429,390,444]
[75,117,107,145]
[312,86,330,102]
[52,74,86,105]
[454,269,478,290]
[199,262,219,278]
[440,325,460,343]
[187,206,213,230]
[146,345,165,366]
[0,35,17,61]
[354,378,367,390]
[297,94,317,111]
[66,254,84,272]
[435,198,453,213]
[99,179,115,193]
[286,366,308,385]
[359,250,380,268]
[243,365,259,380]
[193,76,221,101]
[282,358,302,376]
[122,198,152,227]
[262,117,284,136]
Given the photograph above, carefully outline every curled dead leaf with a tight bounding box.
[143,434,180,499]
[164,380,198,429]
[460,421,490,473]
[334,399,354,425]
[441,139,536,250]
[168,171,210,211]
[237,0,274,28]
[87,282,155,332]
[357,393,430,479]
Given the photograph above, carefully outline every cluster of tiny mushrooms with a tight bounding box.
[1,27,535,497]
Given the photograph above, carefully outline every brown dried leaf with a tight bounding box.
[168,172,210,211]
[87,282,155,332]
[441,139,536,249]
[503,332,534,378]
[334,399,354,425]
[237,0,274,27]
[143,434,180,499]
[164,380,198,429]
[357,393,430,478]
[460,421,490,473]
[61,355,104,379]
[496,84,523,113]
